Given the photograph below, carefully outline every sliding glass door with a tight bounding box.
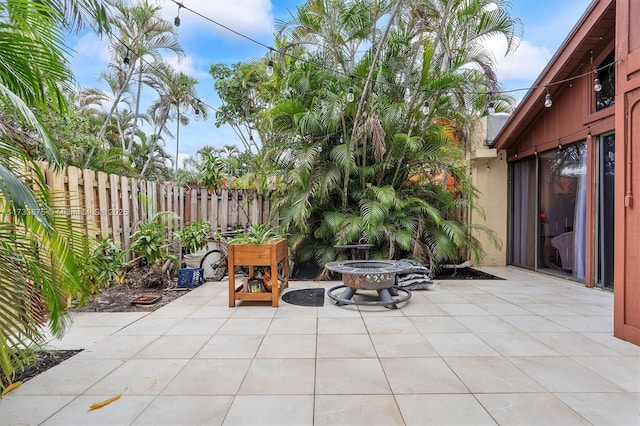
[538,143,586,280]
[509,158,537,269]
[509,143,587,281]
[595,133,615,289]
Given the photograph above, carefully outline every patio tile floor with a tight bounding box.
[1,267,638,425]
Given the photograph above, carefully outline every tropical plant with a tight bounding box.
[0,0,112,390]
[83,237,125,289]
[129,212,177,264]
[110,0,184,150]
[147,68,207,174]
[209,62,266,153]
[175,219,212,254]
[197,151,226,191]
[249,0,517,270]
[228,224,281,245]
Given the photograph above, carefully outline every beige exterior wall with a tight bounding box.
[467,116,508,266]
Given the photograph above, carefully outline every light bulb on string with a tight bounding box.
[123,55,130,70]
[487,101,496,114]
[174,3,182,27]
[346,87,354,103]
[194,100,201,121]
[421,101,430,115]
[113,3,623,110]
[544,86,552,108]
[265,59,274,77]
[594,76,602,92]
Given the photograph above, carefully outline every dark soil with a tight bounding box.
[73,262,190,313]
[3,349,82,388]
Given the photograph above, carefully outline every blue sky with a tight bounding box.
[68,0,592,163]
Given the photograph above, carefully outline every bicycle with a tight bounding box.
[197,230,240,282]
[197,229,286,287]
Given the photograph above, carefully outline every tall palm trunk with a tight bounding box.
[342,0,403,208]
[84,65,136,168]
[129,63,144,153]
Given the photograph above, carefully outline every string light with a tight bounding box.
[421,101,430,115]
[107,0,626,155]
[587,126,592,139]
[593,71,602,92]
[534,146,538,156]
[265,59,274,77]
[509,115,611,160]
[174,2,183,27]
[404,87,411,102]
[167,0,622,99]
[194,99,201,121]
[346,76,355,102]
[544,86,552,108]
[487,101,496,114]
[346,87,354,102]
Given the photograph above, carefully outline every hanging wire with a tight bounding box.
[107,0,622,151]
[167,0,622,98]
[109,33,220,116]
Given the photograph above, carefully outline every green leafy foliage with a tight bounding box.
[175,219,212,254]
[129,212,177,264]
[254,0,514,270]
[82,237,125,289]
[228,224,281,245]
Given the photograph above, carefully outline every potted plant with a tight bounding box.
[175,219,212,268]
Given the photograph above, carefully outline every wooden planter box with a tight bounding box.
[228,238,289,307]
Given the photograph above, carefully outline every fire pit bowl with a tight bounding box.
[325,260,411,309]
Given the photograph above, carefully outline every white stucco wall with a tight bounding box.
[467,115,508,266]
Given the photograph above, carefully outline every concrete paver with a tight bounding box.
[1,267,638,425]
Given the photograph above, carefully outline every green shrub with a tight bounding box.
[175,219,212,254]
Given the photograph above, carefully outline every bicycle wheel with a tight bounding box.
[200,249,227,281]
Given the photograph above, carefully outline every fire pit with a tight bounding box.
[325,260,411,309]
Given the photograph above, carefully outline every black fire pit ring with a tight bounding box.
[325,260,412,309]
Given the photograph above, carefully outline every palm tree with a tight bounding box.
[109,0,184,153]
[260,0,516,270]
[0,0,111,387]
[147,69,207,175]
[83,0,183,167]
[131,132,172,180]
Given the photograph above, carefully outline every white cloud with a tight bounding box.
[71,32,111,63]
[155,0,274,38]
[486,35,552,84]
[165,54,201,77]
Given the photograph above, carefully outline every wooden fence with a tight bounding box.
[37,162,275,251]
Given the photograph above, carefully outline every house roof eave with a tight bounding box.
[493,0,614,151]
